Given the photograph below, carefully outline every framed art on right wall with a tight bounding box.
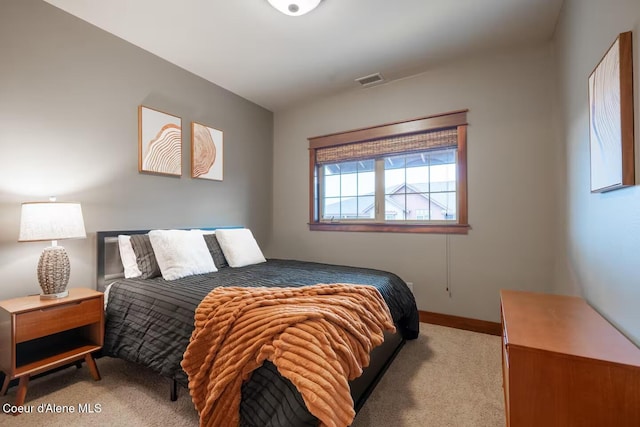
[588,31,634,193]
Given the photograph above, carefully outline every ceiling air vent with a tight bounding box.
[355,72,385,87]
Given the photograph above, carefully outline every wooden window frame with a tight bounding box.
[308,110,470,234]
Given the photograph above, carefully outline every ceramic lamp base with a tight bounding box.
[37,246,70,297]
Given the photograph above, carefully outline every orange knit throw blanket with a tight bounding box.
[181,283,396,427]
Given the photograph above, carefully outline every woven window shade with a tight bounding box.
[316,127,458,164]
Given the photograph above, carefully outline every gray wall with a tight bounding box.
[268,45,557,323]
[0,0,273,299]
[553,0,640,345]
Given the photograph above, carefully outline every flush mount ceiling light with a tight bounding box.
[268,0,322,16]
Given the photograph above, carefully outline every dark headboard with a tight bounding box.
[97,229,149,292]
[96,227,240,292]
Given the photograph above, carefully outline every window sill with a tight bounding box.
[308,222,470,234]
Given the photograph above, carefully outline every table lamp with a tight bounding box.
[18,198,86,299]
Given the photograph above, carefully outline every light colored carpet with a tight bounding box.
[352,323,504,427]
[0,323,504,426]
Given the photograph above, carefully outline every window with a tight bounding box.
[322,160,375,220]
[308,110,469,234]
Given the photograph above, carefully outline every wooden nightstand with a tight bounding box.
[0,288,104,407]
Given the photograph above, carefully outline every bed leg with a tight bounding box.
[170,379,178,401]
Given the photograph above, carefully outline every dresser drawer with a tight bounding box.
[15,297,102,343]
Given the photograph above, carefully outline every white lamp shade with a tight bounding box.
[19,202,86,242]
[267,0,322,16]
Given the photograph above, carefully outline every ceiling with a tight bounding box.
[44,0,564,112]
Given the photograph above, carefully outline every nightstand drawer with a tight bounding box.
[15,297,102,343]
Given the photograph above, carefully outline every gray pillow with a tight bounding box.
[129,234,161,279]
[203,234,229,269]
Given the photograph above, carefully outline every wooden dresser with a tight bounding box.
[500,290,640,426]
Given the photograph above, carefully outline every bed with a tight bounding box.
[97,229,419,426]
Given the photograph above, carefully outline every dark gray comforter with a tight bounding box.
[104,259,419,426]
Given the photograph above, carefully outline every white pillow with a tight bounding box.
[215,228,266,268]
[148,230,217,280]
[118,235,142,278]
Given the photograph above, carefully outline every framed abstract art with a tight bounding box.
[191,121,223,181]
[138,106,182,176]
[588,31,634,193]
